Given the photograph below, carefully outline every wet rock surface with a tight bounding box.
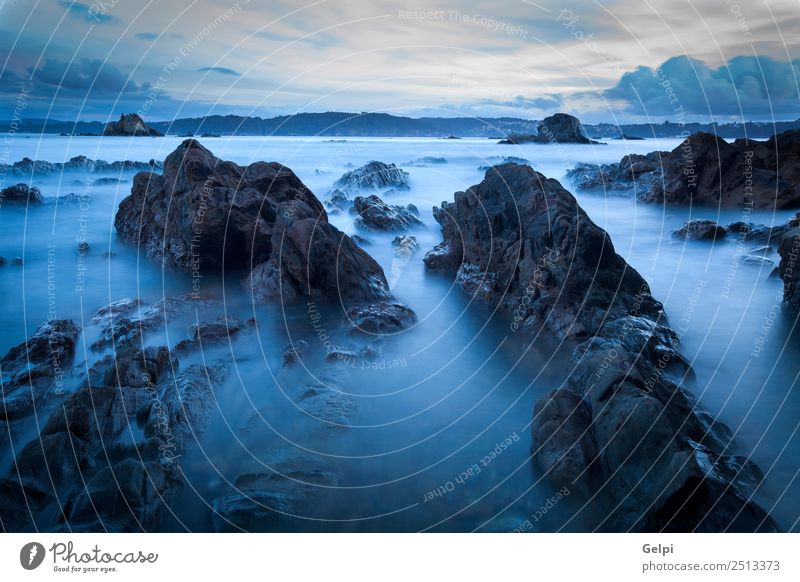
[424,163,663,339]
[673,219,728,241]
[353,194,423,232]
[333,160,410,193]
[568,129,800,208]
[0,319,80,420]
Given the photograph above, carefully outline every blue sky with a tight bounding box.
[0,0,798,123]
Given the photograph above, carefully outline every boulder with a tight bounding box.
[344,302,418,334]
[778,227,800,311]
[499,113,600,145]
[673,219,728,241]
[102,113,163,137]
[0,319,80,420]
[568,130,800,208]
[424,163,663,340]
[353,194,423,231]
[0,183,42,204]
[333,161,410,192]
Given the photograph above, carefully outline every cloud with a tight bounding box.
[604,55,800,118]
[134,32,159,40]
[196,66,242,77]
[58,0,118,24]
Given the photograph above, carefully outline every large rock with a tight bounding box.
[499,113,599,145]
[778,226,800,311]
[353,194,423,232]
[103,113,163,137]
[568,130,800,208]
[333,161,410,192]
[0,320,80,420]
[424,163,663,339]
[0,183,42,204]
[115,140,389,306]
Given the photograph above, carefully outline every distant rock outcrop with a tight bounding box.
[499,113,600,145]
[567,129,800,209]
[103,113,163,137]
[0,156,162,177]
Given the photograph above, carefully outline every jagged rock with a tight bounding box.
[568,130,800,208]
[77,241,90,253]
[173,316,241,354]
[103,113,163,137]
[392,235,418,258]
[344,302,418,334]
[673,219,728,241]
[0,183,42,204]
[282,340,309,366]
[778,227,800,311]
[324,188,351,214]
[0,319,80,420]
[424,163,663,339]
[499,113,600,145]
[353,194,423,231]
[0,156,162,177]
[333,161,410,193]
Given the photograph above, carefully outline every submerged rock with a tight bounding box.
[673,219,728,241]
[333,160,410,192]
[568,129,800,208]
[353,194,423,231]
[499,113,600,145]
[103,113,163,137]
[0,183,42,204]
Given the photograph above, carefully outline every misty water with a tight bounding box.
[1,135,798,532]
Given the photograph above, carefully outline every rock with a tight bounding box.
[0,183,42,204]
[324,188,351,214]
[92,297,144,322]
[77,241,90,253]
[244,219,390,304]
[778,227,800,311]
[351,234,371,246]
[212,462,337,532]
[359,339,384,359]
[115,139,327,272]
[58,459,182,532]
[673,219,728,240]
[295,381,357,426]
[325,347,359,364]
[173,316,241,354]
[392,235,418,258]
[569,130,800,208]
[12,257,22,265]
[499,113,600,145]
[353,194,423,231]
[424,163,663,339]
[0,319,80,420]
[0,256,6,266]
[344,302,418,334]
[0,156,162,177]
[333,161,410,193]
[282,340,309,366]
[102,113,163,137]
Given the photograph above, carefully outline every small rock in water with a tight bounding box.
[12,257,23,266]
[282,340,309,366]
[673,219,728,241]
[77,241,90,254]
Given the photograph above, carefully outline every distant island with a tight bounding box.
[2,110,798,139]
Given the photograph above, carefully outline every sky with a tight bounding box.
[0,0,798,123]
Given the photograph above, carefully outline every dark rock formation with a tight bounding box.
[353,194,423,232]
[567,130,800,209]
[324,188,352,214]
[673,219,728,241]
[0,183,42,204]
[333,161,410,192]
[103,113,163,137]
[778,227,800,311]
[425,163,778,531]
[0,320,80,420]
[344,302,418,334]
[499,113,600,145]
[392,235,418,258]
[116,140,389,306]
[424,163,663,339]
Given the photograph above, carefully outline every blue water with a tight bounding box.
[1,134,798,531]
